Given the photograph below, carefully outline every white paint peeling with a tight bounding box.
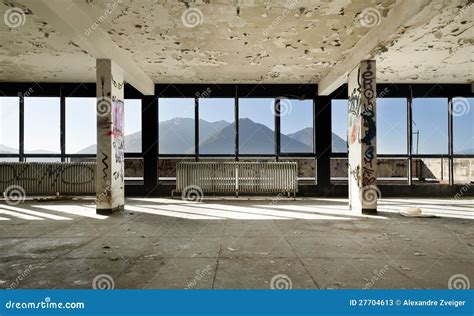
[0,0,472,84]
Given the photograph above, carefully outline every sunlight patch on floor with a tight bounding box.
[31,205,108,219]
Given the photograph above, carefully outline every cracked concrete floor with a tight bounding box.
[0,197,472,289]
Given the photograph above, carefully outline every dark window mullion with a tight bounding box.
[275,98,281,161]
[407,93,413,185]
[194,97,199,161]
[235,85,239,161]
[448,97,454,185]
[60,87,66,162]
[19,95,24,162]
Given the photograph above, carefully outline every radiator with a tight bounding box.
[0,162,96,195]
[176,162,298,197]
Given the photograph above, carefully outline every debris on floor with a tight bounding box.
[399,207,437,218]
[34,195,75,202]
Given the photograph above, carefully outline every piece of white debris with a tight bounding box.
[0,280,7,285]
[399,207,437,218]
[414,251,425,256]
[227,247,237,252]
[73,280,87,285]
[400,266,411,271]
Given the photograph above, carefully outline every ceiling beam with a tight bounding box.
[16,0,154,95]
[317,0,430,96]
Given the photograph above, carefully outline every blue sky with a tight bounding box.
[1,96,472,154]
[332,97,473,154]
[159,98,194,121]
[0,97,141,153]
[200,98,234,124]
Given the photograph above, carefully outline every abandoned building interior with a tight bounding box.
[0,0,473,290]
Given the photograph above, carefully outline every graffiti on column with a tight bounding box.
[348,86,361,146]
[97,75,111,196]
[111,98,125,183]
[101,152,109,182]
[348,60,377,211]
[360,62,376,187]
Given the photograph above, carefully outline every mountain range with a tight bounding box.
[0,118,349,154]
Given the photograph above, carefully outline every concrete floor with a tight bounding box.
[0,197,472,289]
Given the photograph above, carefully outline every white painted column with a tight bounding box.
[96,59,125,214]
[347,60,378,214]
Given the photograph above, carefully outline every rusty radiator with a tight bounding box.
[176,162,298,197]
[0,162,96,195]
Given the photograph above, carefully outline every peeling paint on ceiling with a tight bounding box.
[0,0,472,84]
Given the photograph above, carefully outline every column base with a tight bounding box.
[362,208,377,215]
[96,205,124,215]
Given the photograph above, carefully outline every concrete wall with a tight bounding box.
[331,158,474,183]
[72,157,473,184]
[123,159,144,178]
[453,158,474,184]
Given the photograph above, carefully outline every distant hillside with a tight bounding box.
[160,118,230,154]
[287,127,313,151]
[287,127,347,153]
[0,144,57,155]
[332,133,347,152]
[77,118,231,154]
[199,118,311,154]
[47,118,349,155]
[0,144,18,153]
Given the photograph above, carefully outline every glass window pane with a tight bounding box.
[199,98,234,155]
[453,97,474,154]
[239,98,275,155]
[0,97,19,154]
[24,97,60,154]
[66,97,96,154]
[331,99,348,153]
[281,99,313,153]
[411,98,448,154]
[124,99,142,153]
[159,98,195,155]
[377,98,407,154]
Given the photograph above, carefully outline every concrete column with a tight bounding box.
[96,59,125,215]
[315,96,331,191]
[347,60,378,214]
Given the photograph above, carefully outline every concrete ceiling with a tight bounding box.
[0,0,472,85]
